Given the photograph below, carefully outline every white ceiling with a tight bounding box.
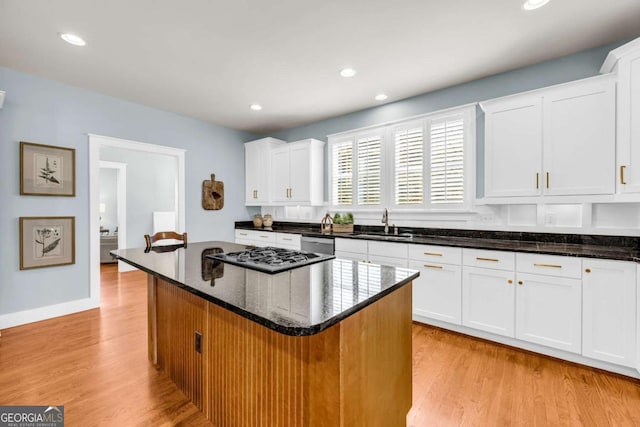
[1,0,639,134]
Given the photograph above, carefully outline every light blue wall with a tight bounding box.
[100,147,178,248]
[269,41,626,142]
[0,66,255,316]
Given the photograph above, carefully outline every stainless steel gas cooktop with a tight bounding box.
[206,246,335,274]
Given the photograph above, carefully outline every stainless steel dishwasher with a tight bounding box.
[300,236,334,255]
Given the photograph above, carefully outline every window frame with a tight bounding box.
[328,104,476,213]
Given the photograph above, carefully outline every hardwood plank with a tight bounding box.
[1,264,640,426]
[0,264,212,427]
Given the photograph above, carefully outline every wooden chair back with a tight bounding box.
[144,231,188,248]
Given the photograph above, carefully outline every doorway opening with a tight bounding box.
[89,134,185,307]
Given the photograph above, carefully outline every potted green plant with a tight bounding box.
[332,212,354,233]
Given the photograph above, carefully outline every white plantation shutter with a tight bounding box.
[332,140,353,206]
[394,126,424,205]
[357,135,382,205]
[430,116,465,204]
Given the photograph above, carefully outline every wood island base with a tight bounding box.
[147,276,413,427]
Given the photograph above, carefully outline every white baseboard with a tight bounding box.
[0,297,99,330]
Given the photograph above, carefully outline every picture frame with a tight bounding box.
[20,141,76,196]
[20,216,76,270]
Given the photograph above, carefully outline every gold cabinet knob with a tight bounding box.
[585,268,591,273]
[518,280,523,285]
[507,279,513,284]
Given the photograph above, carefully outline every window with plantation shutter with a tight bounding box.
[328,104,474,212]
[394,126,424,205]
[357,135,382,205]
[430,116,465,204]
[332,140,353,206]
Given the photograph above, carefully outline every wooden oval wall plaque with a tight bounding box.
[202,173,224,210]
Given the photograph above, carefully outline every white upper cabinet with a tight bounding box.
[542,77,615,195]
[481,74,616,199]
[245,137,285,205]
[483,95,543,197]
[602,37,640,194]
[270,139,325,205]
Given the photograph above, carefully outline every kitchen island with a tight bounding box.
[112,241,419,426]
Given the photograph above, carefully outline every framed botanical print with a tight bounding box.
[20,216,76,270]
[20,141,76,196]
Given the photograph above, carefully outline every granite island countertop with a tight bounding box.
[236,222,640,262]
[111,241,419,336]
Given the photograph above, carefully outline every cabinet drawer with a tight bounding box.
[516,253,582,278]
[276,233,301,247]
[409,244,462,265]
[235,229,256,240]
[335,238,368,254]
[463,249,514,271]
[368,241,408,259]
[254,232,276,244]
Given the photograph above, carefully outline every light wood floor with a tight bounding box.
[0,264,639,426]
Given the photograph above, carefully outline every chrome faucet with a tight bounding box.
[382,208,389,234]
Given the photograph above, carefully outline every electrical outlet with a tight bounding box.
[195,331,202,353]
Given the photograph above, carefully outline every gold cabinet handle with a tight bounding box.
[239,232,248,236]
[424,264,443,269]
[282,238,292,241]
[536,172,539,189]
[546,172,550,189]
[476,257,499,262]
[507,279,513,284]
[518,280,523,285]
[424,252,443,256]
[534,263,562,268]
[585,268,591,273]
[259,235,270,239]
[620,165,627,185]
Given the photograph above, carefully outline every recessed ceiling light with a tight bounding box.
[523,0,550,10]
[250,104,262,111]
[60,33,86,46]
[374,93,388,101]
[340,68,357,78]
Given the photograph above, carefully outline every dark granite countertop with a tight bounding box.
[236,221,640,262]
[111,241,419,336]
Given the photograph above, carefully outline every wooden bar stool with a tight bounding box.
[144,231,188,249]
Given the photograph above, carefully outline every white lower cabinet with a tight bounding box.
[515,272,582,354]
[463,267,515,337]
[409,245,462,325]
[582,259,637,367]
[410,261,462,324]
[234,229,301,250]
[462,249,516,336]
[334,238,408,267]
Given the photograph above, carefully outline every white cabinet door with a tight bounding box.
[409,260,462,325]
[515,272,582,353]
[245,143,263,204]
[543,76,616,195]
[270,146,291,203]
[269,139,325,204]
[483,95,542,197]
[288,143,311,202]
[462,267,515,337]
[617,48,640,193]
[245,137,285,205]
[582,259,636,367]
